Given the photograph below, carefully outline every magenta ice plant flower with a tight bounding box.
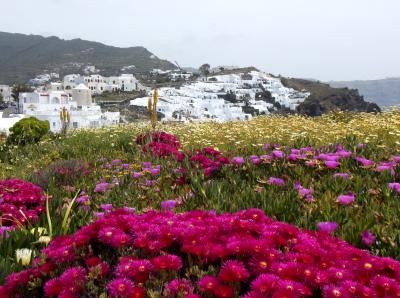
[317,222,338,233]
[361,231,376,247]
[337,193,356,205]
[268,177,285,187]
[324,161,340,169]
[333,173,351,179]
[388,182,400,193]
[94,182,110,193]
[100,204,113,212]
[161,200,177,211]
[232,157,245,165]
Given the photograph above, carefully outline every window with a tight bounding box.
[53,122,56,127]
[73,122,78,128]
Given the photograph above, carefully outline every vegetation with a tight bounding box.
[199,63,211,76]
[93,90,144,103]
[11,84,33,102]
[6,117,50,146]
[1,111,400,295]
[0,31,176,84]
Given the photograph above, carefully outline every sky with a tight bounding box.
[1,0,400,81]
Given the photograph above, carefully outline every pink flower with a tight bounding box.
[232,157,245,165]
[361,231,376,246]
[337,193,356,205]
[251,274,279,294]
[271,150,284,159]
[165,278,193,296]
[115,258,153,282]
[337,150,352,158]
[317,222,338,233]
[325,160,340,169]
[388,182,400,193]
[100,203,113,212]
[151,254,183,271]
[298,187,313,198]
[198,275,221,292]
[44,278,63,297]
[161,200,177,211]
[268,177,285,187]
[94,182,110,193]
[355,156,374,167]
[333,173,350,179]
[218,260,250,282]
[133,172,142,179]
[107,278,135,298]
[213,285,235,298]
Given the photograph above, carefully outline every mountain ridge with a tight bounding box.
[0,31,176,84]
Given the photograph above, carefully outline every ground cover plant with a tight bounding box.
[0,111,400,296]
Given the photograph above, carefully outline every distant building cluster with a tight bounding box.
[131,71,310,122]
[1,67,310,135]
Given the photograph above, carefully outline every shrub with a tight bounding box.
[7,117,50,146]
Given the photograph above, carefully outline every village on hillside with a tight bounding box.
[0,66,310,135]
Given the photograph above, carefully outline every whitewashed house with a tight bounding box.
[106,74,138,92]
[18,85,120,133]
[62,74,140,94]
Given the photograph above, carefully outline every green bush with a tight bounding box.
[7,117,50,146]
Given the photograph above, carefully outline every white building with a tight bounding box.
[72,84,92,106]
[46,82,64,91]
[64,74,80,91]
[18,89,120,133]
[130,71,309,122]
[0,85,12,102]
[62,74,139,94]
[106,74,138,92]
[0,112,26,135]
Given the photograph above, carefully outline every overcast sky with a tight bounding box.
[1,0,399,81]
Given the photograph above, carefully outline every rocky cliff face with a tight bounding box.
[281,78,381,116]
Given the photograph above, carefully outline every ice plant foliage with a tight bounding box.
[0,179,46,232]
[1,209,400,297]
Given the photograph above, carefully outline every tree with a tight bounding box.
[199,63,211,76]
[11,84,33,102]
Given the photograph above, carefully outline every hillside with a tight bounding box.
[0,32,176,84]
[330,78,400,108]
[281,78,381,116]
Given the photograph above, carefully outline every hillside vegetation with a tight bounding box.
[0,32,176,84]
